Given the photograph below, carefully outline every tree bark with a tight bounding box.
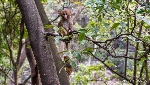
[25,39,40,85]
[16,0,60,85]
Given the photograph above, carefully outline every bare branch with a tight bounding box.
[0,68,14,83]
[89,51,134,84]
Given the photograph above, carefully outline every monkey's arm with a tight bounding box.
[44,32,59,37]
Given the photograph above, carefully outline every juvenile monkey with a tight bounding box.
[64,56,73,75]
[58,9,75,50]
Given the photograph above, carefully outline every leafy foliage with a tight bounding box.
[0,0,28,84]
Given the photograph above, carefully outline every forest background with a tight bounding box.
[0,0,150,85]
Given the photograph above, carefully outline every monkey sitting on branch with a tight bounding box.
[45,8,81,50]
[58,8,76,50]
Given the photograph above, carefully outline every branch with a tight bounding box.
[131,34,150,46]
[50,15,60,23]
[86,33,131,44]
[89,52,134,84]
[16,18,24,66]
[135,0,146,6]
[44,32,59,37]
[18,75,31,85]
[0,68,14,83]
[23,75,31,83]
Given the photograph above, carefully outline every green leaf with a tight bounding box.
[137,9,145,14]
[111,23,120,30]
[70,61,76,68]
[95,5,104,13]
[83,47,94,52]
[78,29,87,33]
[77,53,81,62]
[26,45,31,49]
[144,25,150,28]
[82,48,94,55]
[41,0,47,3]
[98,15,102,21]
[58,50,68,54]
[141,57,146,61]
[104,23,109,28]
[62,35,71,39]
[116,0,122,3]
[44,24,54,28]
[78,33,85,41]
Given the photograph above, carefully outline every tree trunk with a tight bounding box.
[25,39,40,85]
[34,0,70,85]
[16,0,60,85]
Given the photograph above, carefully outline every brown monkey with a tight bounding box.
[58,9,75,50]
[64,56,73,75]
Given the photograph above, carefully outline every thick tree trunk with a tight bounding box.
[34,0,70,85]
[16,0,60,85]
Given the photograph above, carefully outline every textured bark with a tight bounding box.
[16,0,60,85]
[25,39,40,85]
[34,0,70,85]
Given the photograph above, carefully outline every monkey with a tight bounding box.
[58,9,75,50]
[64,56,73,76]
[58,8,75,35]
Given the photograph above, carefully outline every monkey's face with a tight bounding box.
[62,13,68,20]
[59,9,72,20]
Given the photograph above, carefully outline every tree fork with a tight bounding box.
[16,0,60,84]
